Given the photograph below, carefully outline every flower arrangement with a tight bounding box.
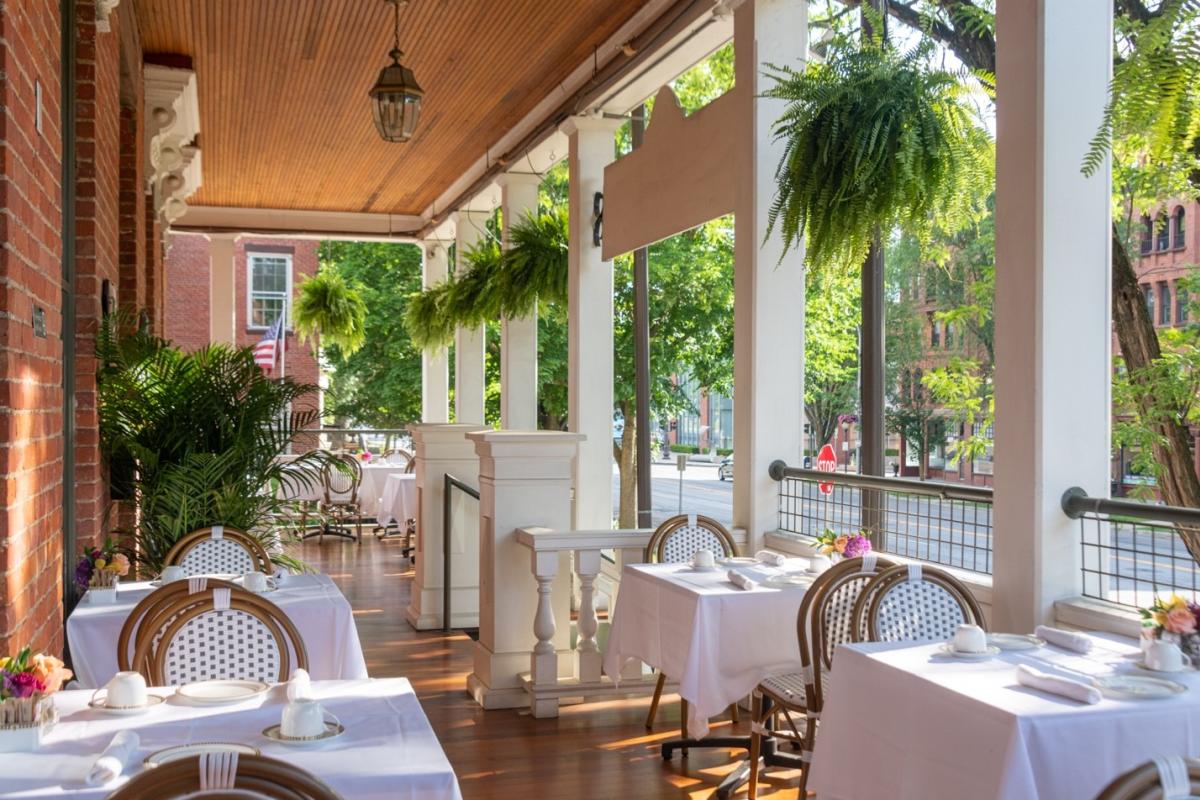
[1140,594,1200,666]
[815,528,872,559]
[0,646,71,727]
[73,537,130,591]
[359,451,372,463]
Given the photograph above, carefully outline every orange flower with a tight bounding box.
[833,535,849,554]
[29,653,72,694]
[1166,605,1197,635]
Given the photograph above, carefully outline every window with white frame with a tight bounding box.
[247,252,291,329]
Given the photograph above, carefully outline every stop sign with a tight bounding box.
[816,443,838,495]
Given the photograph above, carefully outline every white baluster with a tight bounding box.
[575,549,601,683]
[530,549,559,718]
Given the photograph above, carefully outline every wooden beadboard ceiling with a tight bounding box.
[133,0,648,214]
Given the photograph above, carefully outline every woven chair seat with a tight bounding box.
[759,672,808,709]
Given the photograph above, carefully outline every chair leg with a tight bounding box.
[645,672,666,730]
[748,692,764,800]
[356,518,362,545]
[797,714,816,798]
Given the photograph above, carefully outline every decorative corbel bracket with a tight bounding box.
[96,0,120,32]
[145,64,202,228]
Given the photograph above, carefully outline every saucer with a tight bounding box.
[1134,660,1196,676]
[262,722,345,747]
[686,563,721,572]
[88,693,166,715]
[938,643,1001,660]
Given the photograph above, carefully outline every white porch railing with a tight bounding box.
[515,526,666,718]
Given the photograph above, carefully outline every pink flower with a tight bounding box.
[842,534,872,559]
[1166,605,1197,635]
[4,671,45,699]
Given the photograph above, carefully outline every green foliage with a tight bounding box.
[96,317,329,572]
[318,241,424,429]
[805,268,860,447]
[293,268,367,355]
[765,41,993,271]
[500,208,569,316]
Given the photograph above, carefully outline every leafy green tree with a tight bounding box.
[805,269,860,448]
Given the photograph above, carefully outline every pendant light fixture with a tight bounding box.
[369,0,424,143]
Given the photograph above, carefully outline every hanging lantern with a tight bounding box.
[369,0,423,143]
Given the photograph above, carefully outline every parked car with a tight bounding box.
[718,456,733,481]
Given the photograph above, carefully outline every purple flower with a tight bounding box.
[842,534,872,559]
[73,557,94,592]
[3,671,45,699]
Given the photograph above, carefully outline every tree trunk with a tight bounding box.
[616,401,638,529]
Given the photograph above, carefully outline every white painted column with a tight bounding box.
[406,423,484,630]
[466,430,582,710]
[420,239,451,423]
[562,115,621,529]
[498,172,543,430]
[731,0,807,552]
[992,0,1111,630]
[208,233,238,345]
[453,210,492,425]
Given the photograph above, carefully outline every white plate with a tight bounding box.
[938,643,1002,660]
[988,633,1044,651]
[176,680,271,705]
[1133,660,1197,676]
[145,742,260,768]
[262,722,345,747]
[763,574,813,589]
[88,693,166,716]
[717,557,759,566]
[686,564,722,572]
[1095,675,1188,699]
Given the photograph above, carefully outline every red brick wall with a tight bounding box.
[0,0,65,656]
[118,95,145,313]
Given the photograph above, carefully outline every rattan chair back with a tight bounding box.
[106,753,340,799]
[117,578,239,673]
[643,514,737,563]
[163,527,271,576]
[379,449,414,469]
[322,454,361,506]
[1096,757,1200,800]
[853,563,986,644]
[131,586,307,685]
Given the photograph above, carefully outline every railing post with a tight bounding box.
[575,548,602,684]
[530,549,560,718]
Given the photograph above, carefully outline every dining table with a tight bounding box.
[808,632,1200,799]
[0,678,464,799]
[66,574,369,689]
[280,462,408,519]
[376,473,417,528]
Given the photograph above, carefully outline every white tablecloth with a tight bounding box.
[377,473,418,527]
[603,560,812,738]
[809,634,1200,799]
[278,463,405,519]
[0,679,462,799]
[66,575,368,688]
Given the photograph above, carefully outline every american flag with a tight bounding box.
[253,314,284,372]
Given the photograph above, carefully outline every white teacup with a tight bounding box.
[1146,640,1185,672]
[160,565,185,584]
[280,699,337,739]
[691,549,715,569]
[952,623,988,654]
[808,554,833,574]
[95,671,148,709]
[243,571,268,592]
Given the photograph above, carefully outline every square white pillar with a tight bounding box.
[498,172,543,430]
[731,0,807,552]
[992,0,1111,630]
[406,423,485,630]
[420,240,451,424]
[562,115,621,530]
[465,430,582,710]
[453,210,492,425]
[208,233,239,345]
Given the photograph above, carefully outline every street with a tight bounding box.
[611,458,733,527]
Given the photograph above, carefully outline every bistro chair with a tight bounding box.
[320,453,364,544]
[643,514,739,731]
[131,586,308,686]
[107,752,340,799]
[1096,756,1200,800]
[117,577,240,674]
[379,448,415,471]
[163,527,272,576]
[746,554,895,799]
[852,563,986,643]
[276,448,325,539]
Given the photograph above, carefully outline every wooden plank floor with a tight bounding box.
[292,536,804,799]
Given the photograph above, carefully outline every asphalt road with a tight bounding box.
[611,459,734,527]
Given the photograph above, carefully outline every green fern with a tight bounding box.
[765,41,994,271]
[293,269,367,355]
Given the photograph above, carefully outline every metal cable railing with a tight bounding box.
[769,460,994,574]
[1064,487,1200,608]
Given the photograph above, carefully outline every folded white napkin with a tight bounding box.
[287,668,313,701]
[755,550,787,567]
[86,730,140,786]
[1035,625,1093,654]
[727,569,756,591]
[1016,664,1101,704]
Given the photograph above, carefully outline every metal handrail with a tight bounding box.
[1062,486,1200,526]
[768,459,994,504]
[443,473,480,633]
